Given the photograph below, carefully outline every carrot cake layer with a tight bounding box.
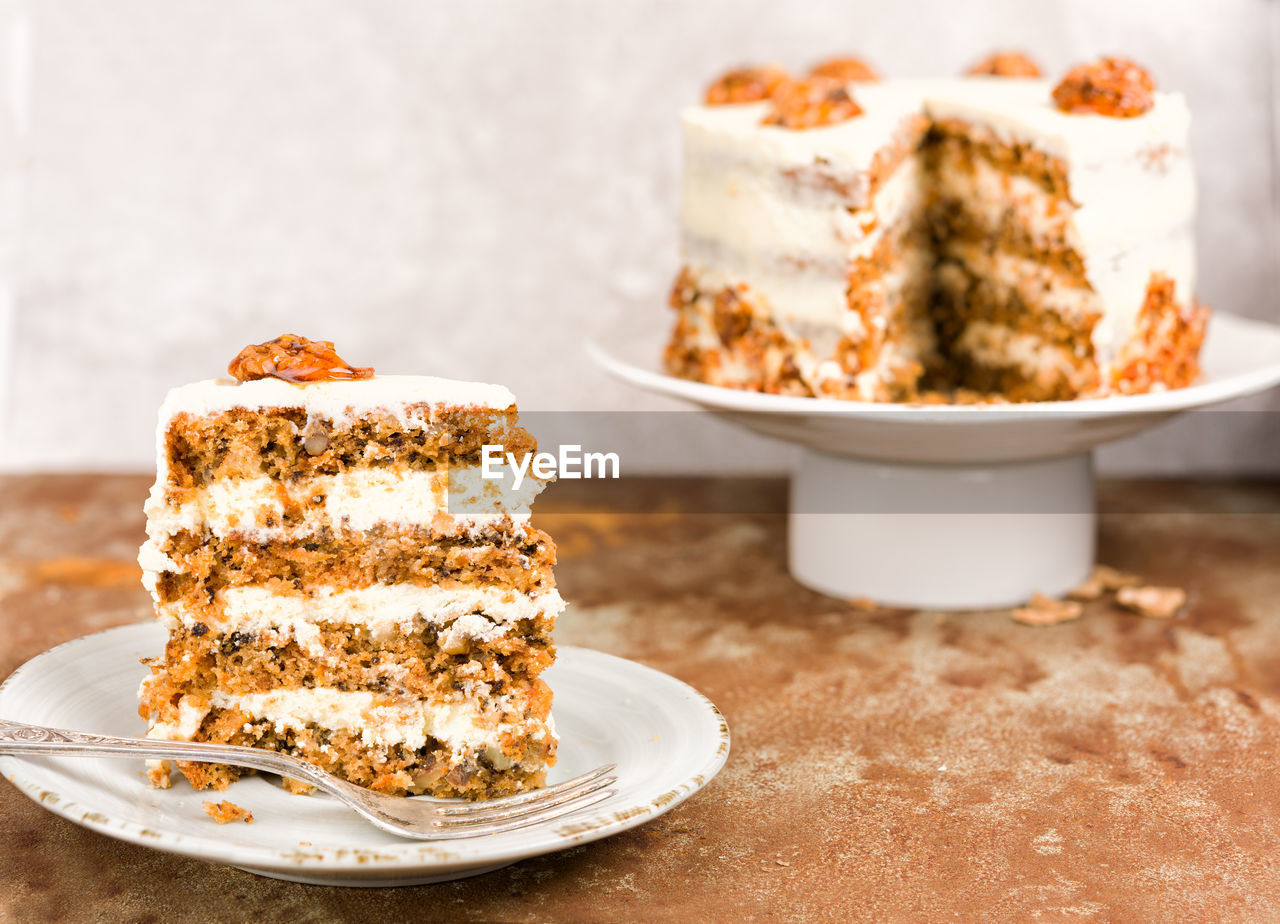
[149,527,555,606]
[163,406,535,487]
[143,621,555,697]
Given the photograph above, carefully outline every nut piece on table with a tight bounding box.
[1117,585,1187,619]
[1067,564,1143,600]
[1012,593,1084,626]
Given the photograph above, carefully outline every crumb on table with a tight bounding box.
[1117,585,1186,619]
[1067,564,1142,601]
[1012,593,1084,627]
[203,800,254,825]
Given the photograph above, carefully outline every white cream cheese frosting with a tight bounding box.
[144,687,549,768]
[156,374,516,424]
[155,585,565,656]
[143,465,546,543]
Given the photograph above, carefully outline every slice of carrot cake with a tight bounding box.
[138,335,560,799]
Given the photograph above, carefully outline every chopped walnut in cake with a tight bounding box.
[809,56,880,83]
[228,334,374,384]
[762,76,864,130]
[1012,593,1083,627]
[966,51,1041,78]
[1052,56,1155,118]
[1117,585,1186,619]
[1067,564,1143,601]
[704,65,790,105]
[203,800,254,824]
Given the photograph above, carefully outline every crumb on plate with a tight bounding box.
[146,760,174,789]
[203,800,254,824]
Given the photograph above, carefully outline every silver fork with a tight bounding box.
[0,719,615,841]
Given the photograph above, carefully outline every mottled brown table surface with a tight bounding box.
[2,474,1279,922]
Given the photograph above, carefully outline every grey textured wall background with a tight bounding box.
[0,0,1276,473]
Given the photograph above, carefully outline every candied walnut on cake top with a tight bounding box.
[704,65,790,105]
[228,334,374,384]
[966,51,1042,78]
[762,76,864,130]
[1052,56,1155,118]
[808,56,880,83]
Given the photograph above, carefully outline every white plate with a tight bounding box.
[589,312,1280,463]
[0,623,730,886]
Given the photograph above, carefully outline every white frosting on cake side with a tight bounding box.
[681,82,928,327]
[157,374,516,423]
[683,157,925,325]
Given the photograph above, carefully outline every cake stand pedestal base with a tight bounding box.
[789,450,1095,610]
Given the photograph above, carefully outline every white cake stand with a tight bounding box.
[588,313,1280,610]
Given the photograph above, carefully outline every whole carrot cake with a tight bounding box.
[666,53,1208,402]
[138,336,560,799]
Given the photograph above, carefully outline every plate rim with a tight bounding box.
[0,623,731,876]
[587,311,1280,422]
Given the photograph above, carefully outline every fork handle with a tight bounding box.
[0,718,333,790]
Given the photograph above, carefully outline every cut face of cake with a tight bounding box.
[667,58,1208,402]
[138,336,560,799]
[674,81,936,400]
